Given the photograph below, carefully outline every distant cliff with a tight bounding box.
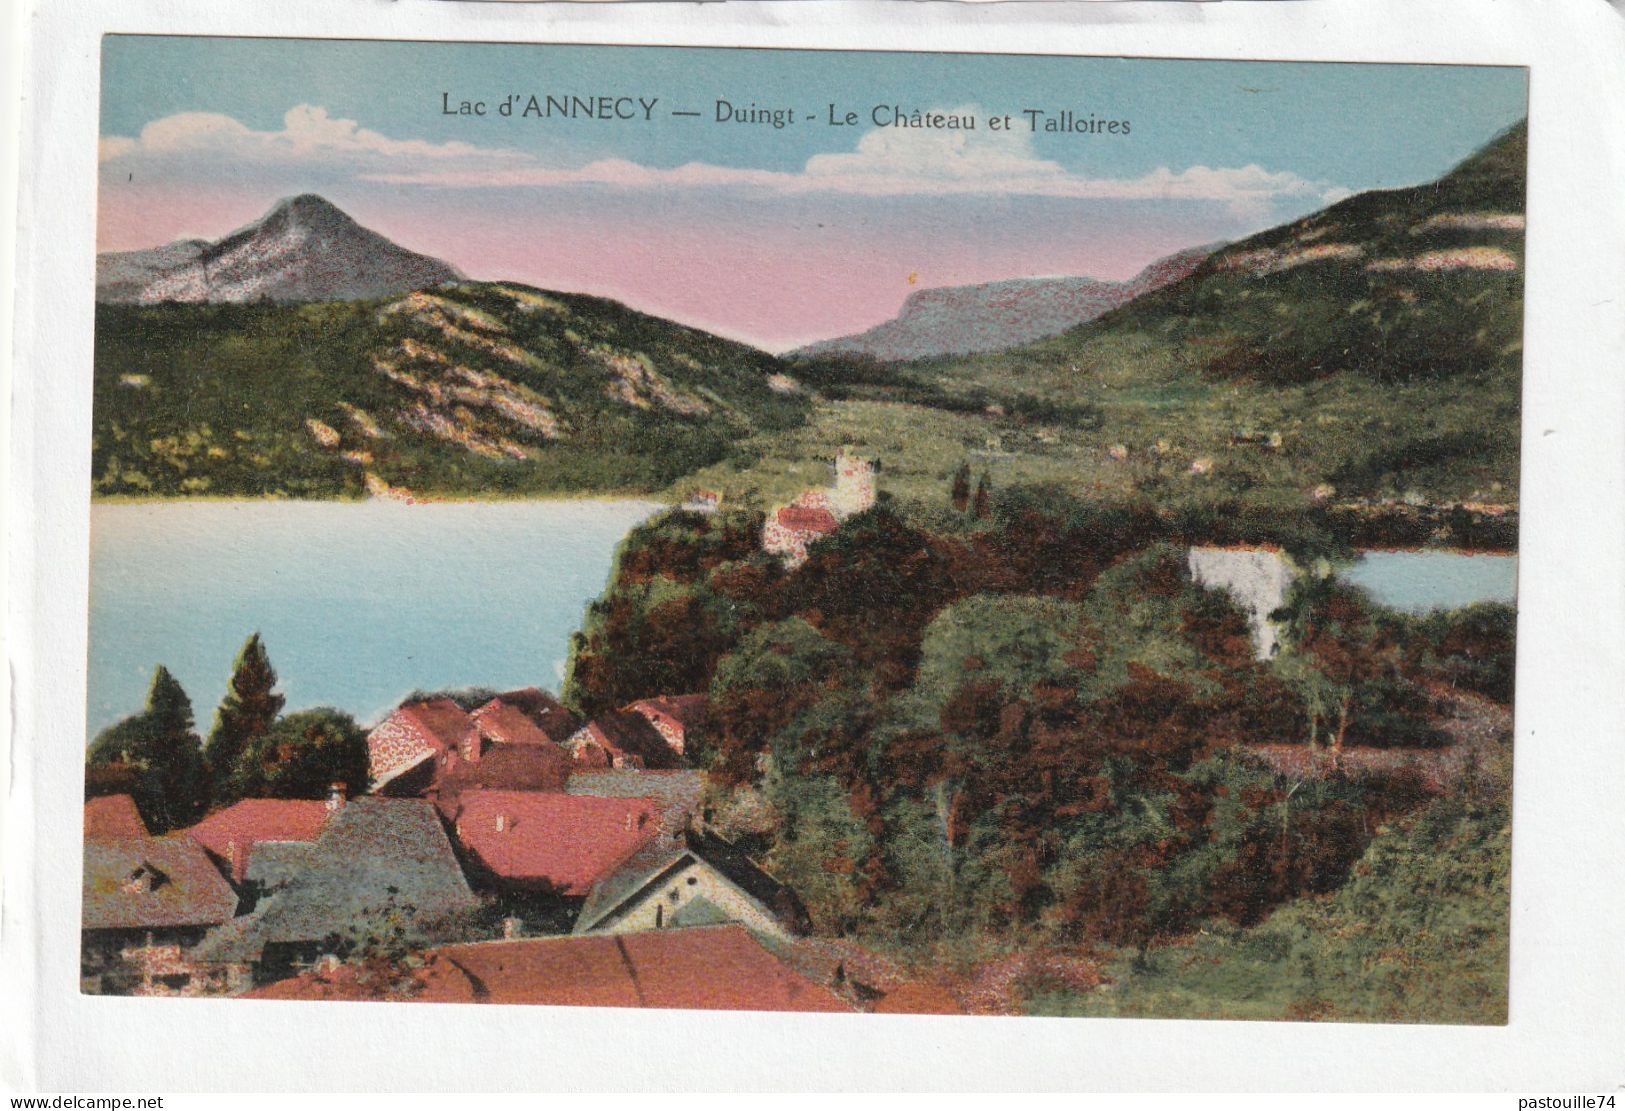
[795,245,1214,362]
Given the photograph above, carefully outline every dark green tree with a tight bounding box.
[86,665,207,833]
[205,632,285,803]
[972,473,991,519]
[708,616,856,781]
[218,708,371,801]
[950,462,972,513]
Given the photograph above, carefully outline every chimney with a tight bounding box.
[495,813,506,833]
[228,839,247,885]
[326,783,347,812]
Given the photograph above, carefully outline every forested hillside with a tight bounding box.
[93,283,808,499]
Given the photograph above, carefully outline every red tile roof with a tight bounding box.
[416,926,852,1011]
[569,712,683,770]
[186,799,333,863]
[775,505,839,534]
[239,959,428,1003]
[432,745,572,816]
[624,694,708,728]
[399,698,479,751]
[485,689,580,744]
[472,700,558,747]
[871,981,963,1014]
[446,789,664,895]
[369,698,481,787]
[84,795,149,839]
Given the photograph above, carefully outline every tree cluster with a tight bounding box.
[718,550,1404,952]
[87,635,370,832]
[562,491,1484,956]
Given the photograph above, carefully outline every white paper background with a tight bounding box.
[5,0,1624,1093]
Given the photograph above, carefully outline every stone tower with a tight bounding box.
[830,448,877,520]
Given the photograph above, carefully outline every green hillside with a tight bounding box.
[1008,120,1526,389]
[93,124,1525,512]
[885,122,1526,506]
[92,282,808,499]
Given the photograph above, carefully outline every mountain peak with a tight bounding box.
[278,191,341,211]
[96,194,462,305]
[267,192,353,223]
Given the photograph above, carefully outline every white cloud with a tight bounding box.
[800,109,1070,190]
[100,104,533,175]
[102,102,1347,214]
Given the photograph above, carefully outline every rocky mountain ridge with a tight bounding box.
[96,194,463,304]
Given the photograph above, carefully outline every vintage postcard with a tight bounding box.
[82,36,1524,1022]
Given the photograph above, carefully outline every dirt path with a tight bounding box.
[1246,685,1513,791]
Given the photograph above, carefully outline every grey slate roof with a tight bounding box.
[565,769,705,832]
[244,841,316,897]
[195,797,476,962]
[82,835,240,932]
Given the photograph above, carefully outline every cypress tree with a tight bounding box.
[950,462,971,513]
[972,473,991,519]
[88,665,207,833]
[205,632,285,803]
[146,665,207,831]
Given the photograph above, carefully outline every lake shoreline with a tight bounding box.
[90,492,682,507]
[88,494,1521,554]
[86,498,668,738]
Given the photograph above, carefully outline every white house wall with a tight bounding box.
[586,858,789,940]
[1186,546,1297,660]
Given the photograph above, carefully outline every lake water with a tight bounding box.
[1339,550,1518,613]
[87,499,663,738]
[1190,545,1517,662]
[88,503,1519,740]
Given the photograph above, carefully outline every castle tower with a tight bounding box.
[830,448,876,520]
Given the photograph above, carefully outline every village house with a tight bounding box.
[564,710,683,770]
[190,796,477,988]
[183,793,338,890]
[762,449,878,567]
[681,489,722,514]
[574,829,810,939]
[430,742,572,815]
[473,687,581,746]
[366,697,482,795]
[84,792,151,839]
[566,767,707,833]
[761,500,842,568]
[247,924,853,1012]
[620,694,708,758]
[369,688,582,798]
[444,789,664,929]
[82,800,240,995]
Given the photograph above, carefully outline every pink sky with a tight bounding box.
[99,182,1252,351]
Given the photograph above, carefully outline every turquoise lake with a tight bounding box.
[1339,550,1518,613]
[86,499,663,737]
[87,501,1519,739]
